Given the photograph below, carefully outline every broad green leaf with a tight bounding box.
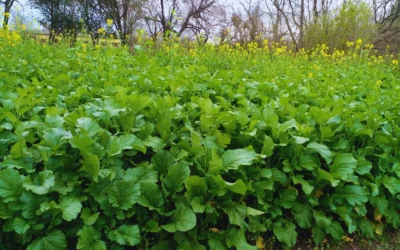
[76,117,100,137]
[13,217,30,234]
[359,220,374,238]
[293,203,312,229]
[125,165,158,183]
[138,181,164,209]
[0,169,24,202]
[208,151,224,175]
[208,236,228,250]
[80,208,100,226]
[338,185,368,206]
[185,176,207,200]
[369,196,388,214]
[261,136,274,157]
[27,230,67,250]
[109,134,145,155]
[307,142,332,164]
[23,170,55,195]
[272,168,288,185]
[330,153,357,180]
[108,225,140,246]
[164,163,190,193]
[392,162,400,177]
[152,150,175,174]
[70,134,94,153]
[299,154,318,170]
[263,107,279,128]
[226,229,258,250]
[335,207,356,234]
[144,220,161,233]
[293,136,309,145]
[0,203,13,219]
[77,226,107,250]
[224,204,247,228]
[107,179,140,210]
[356,159,372,175]
[79,154,100,181]
[279,119,297,132]
[190,197,206,213]
[162,204,196,232]
[275,189,297,209]
[215,130,231,148]
[380,175,400,194]
[212,175,247,195]
[59,197,82,221]
[178,240,207,250]
[246,207,265,216]
[313,210,331,227]
[222,149,257,170]
[273,221,297,247]
[43,128,72,147]
[312,227,326,244]
[292,175,313,194]
[144,136,164,152]
[318,169,340,187]
[326,221,344,240]
[10,140,28,158]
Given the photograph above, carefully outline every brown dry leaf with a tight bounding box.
[209,228,220,233]
[256,235,264,249]
[374,209,382,222]
[314,189,324,198]
[375,223,384,235]
[342,236,353,242]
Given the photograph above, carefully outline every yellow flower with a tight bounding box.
[308,73,313,78]
[346,41,354,48]
[376,80,382,86]
[106,19,113,26]
[21,24,27,31]
[98,27,105,34]
[82,43,87,50]
[342,236,353,242]
[356,39,362,46]
[392,59,398,66]
[4,12,10,18]
[364,43,374,50]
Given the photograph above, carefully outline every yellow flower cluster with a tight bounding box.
[98,27,105,35]
[355,39,362,50]
[0,28,22,46]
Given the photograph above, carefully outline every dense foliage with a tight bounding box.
[1,30,400,249]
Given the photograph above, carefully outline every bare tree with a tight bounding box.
[145,0,220,38]
[224,0,267,45]
[100,0,147,44]
[78,0,105,45]
[269,0,300,48]
[372,0,400,52]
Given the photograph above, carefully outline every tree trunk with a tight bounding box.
[313,0,318,21]
[3,3,11,28]
[298,0,305,49]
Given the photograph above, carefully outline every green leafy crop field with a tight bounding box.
[1,31,400,249]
